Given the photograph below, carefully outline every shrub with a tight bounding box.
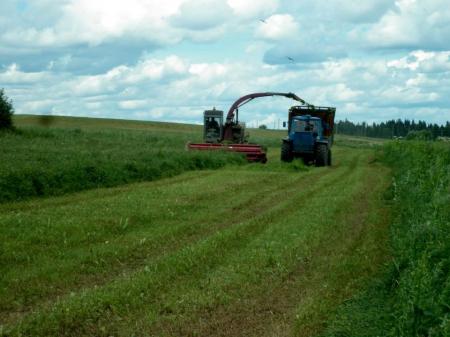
[406,129,434,141]
[0,88,14,130]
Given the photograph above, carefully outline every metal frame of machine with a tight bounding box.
[188,92,311,163]
[281,105,336,166]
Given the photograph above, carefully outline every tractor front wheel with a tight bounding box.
[315,144,329,167]
[281,142,293,162]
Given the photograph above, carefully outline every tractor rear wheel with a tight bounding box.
[281,142,293,162]
[315,144,328,167]
[328,149,332,166]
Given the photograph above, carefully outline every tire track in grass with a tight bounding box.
[0,170,308,322]
[177,152,390,337]
[92,152,362,336]
[0,157,338,326]
[3,152,361,336]
[136,149,372,336]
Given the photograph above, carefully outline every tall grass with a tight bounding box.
[323,141,450,337]
[0,126,245,202]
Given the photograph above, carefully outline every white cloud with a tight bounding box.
[0,0,279,49]
[256,14,299,41]
[21,99,62,114]
[118,100,148,110]
[170,0,231,30]
[388,50,450,73]
[0,64,50,84]
[188,63,228,80]
[332,83,363,101]
[125,55,189,83]
[227,0,278,20]
[248,113,278,129]
[364,0,450,50]
[378,85,440,105]
[63,55,189,96]
[47,54,73,71]
[327,0,393,23]
[3,52,449,125]
[1,0,193,47]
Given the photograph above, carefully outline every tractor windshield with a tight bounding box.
[204,116,222,143]
[293,119,321,133]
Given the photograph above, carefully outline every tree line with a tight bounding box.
[335,119,450,139]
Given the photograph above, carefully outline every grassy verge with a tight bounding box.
[322,141,450,337]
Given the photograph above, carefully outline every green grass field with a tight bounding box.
[0,116,448,336]
[0,115,250,202]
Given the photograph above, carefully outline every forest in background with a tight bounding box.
[336,119,450,139]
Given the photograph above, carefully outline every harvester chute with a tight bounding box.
[188,92,311,163]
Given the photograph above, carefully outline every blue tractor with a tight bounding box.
[281,105,336,166]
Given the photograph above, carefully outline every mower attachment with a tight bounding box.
[187,143,267,163]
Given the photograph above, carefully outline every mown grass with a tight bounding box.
[333,134,386,149]
[322,140,450,337]
[0,116,248,202]
[0,145,391,336]
[1,115,395,336]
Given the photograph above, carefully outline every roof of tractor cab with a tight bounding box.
[292,115,321,120]
[290,105,335,112]
[288,105,336,137]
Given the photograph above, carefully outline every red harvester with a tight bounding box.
[188,92,308,163]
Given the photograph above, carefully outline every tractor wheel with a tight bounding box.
[281,142,293,162]
[315,144,328,167]
[328,150,332,166]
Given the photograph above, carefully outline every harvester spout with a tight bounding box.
[226,92,312,122]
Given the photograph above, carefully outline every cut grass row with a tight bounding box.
[0,146,391,336]
[0,167,307,317]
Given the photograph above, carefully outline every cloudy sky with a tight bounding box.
[1,0,450,126]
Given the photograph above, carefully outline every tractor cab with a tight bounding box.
[203,108,223,143]
[281,105,335,166]
[290,115,324,154]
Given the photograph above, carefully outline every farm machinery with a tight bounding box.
[281,105,336,166]
[188,92,309,163]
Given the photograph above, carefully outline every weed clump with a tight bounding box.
[406,129,434,141]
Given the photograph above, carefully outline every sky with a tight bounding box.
[1,0,450,127]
